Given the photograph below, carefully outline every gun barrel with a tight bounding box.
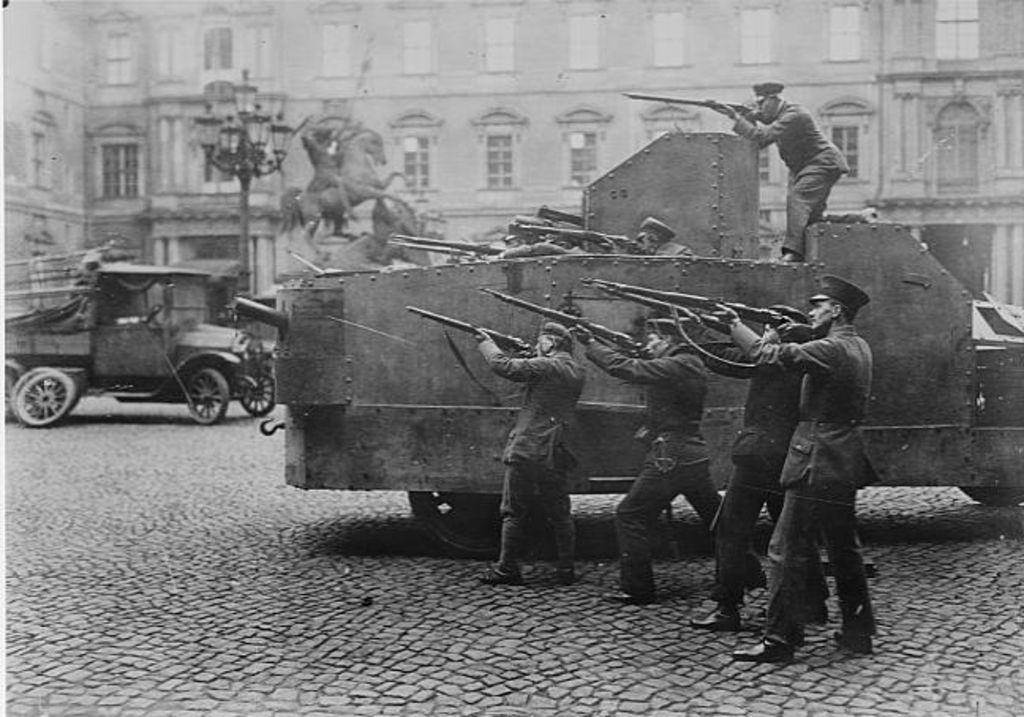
[391,234,502,256]
[623,92,750,113]
[406,305,532,353]
[233,296,289,331]
[584,278,783,325]
[481,288,642,352]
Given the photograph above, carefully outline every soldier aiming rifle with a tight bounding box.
[406,306,533,355]
[480,288,646,356]
[624,92,756,119]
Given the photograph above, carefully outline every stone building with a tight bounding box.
[4,0,1022,302]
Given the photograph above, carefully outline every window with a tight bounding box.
[402,136,431,190]
[567,131,597,186]
[32,131,50,188]
[831,126,860,178]
[322,23,351,76]
[484,17,515,72]
[740,8,773,64]
[105,32,133,84]
[102,145,139,198]
[247,26,273,77]
[403,20,433,74]
[204,27,233,71]
[203,155,233,185]
[829,5,861,61]
[156,27,181,77]
[758,149,771,183]
[653,11,686,67]
[486,135,514,189]
[936,102,981,191]
[936,0,979,59]
[569,15,600,69]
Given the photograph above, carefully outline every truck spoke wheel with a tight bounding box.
[239,374,276,417]
[408,491,501,558]
[186,367,230,426]
[12,368,79,428]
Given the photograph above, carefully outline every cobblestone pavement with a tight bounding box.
[6,399,1024,716]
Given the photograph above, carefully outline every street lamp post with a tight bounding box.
[195,70,292,296]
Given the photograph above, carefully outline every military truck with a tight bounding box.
[241,132,1024,555]
[6,259,275,427]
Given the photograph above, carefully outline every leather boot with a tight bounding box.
[689,606,741,632]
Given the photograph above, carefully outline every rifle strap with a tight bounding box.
[443,330,503,407]
[671,309,758,372]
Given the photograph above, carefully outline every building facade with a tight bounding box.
[4,0,1023,302]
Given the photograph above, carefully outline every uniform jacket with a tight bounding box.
[733,102,849,176]
[702,344,802,460]
[479,339,585,468]
[751,324,873,488]
[585,342,708,465]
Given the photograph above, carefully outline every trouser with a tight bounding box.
[497,461,575,575]
[783,165,844,257]
[764,479,875,647]
[711,455,829,609]
[615,453,720,599]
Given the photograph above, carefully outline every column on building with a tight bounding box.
[990,224,1024,306]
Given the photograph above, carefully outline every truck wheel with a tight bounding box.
[185,367,230,425]
[408,491,501,558]
[12,368,80,428]
[960,487,1024,507]
[239,374,276,417]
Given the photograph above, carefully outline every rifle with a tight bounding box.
[582,278,798,327]
[536,205,584,227]
[480,288,646,355]
[587,282,731,334]
[391,234,503,257]
[509,224,644,254]
[623,92,754,117]
[406,306,534,355]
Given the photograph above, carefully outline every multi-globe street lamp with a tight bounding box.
[195,70,292,296]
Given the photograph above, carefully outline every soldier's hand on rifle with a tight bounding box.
[474,329,491,343]
[705,100,736,120]
[710,304,741,327]
[572,326,594,345]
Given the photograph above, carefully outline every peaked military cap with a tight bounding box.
[810,275,870,313]
[638,216,676,242]
[768,304,809,325]
[540,321,572,342]
[753,82,785,97]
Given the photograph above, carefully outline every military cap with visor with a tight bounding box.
[753,82,785,97]
[810,275,870,314]
[638,216,676,242]
[539,321,573,342]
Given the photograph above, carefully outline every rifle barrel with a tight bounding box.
[584,278,783,325]
[406,305,532,353]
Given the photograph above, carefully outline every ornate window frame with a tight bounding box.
[820,96,875,182]
[472,107,528,191]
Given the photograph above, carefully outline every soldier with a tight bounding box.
[707,83,849,263]
[689,308,829,634]
[574,320,720,605]
[714,275,876,663]
[476,321,585,587]
[635,217,693,257]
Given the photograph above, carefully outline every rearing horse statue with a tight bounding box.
[281,116,407,239]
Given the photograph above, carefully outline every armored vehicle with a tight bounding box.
[6,260,275,427]
[245,132,1024,555]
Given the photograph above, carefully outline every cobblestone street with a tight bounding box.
[6,399,1024,716]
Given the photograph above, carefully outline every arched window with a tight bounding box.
[936,102,981,191]
[556,107,612,187]
[641,105,701,141]
[390,110,443,192]
[472,108,528,190]
[820,98,874,180]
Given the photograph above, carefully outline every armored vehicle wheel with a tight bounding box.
[408,491,501,558]
[960,487,1024,507]
[12,368,80,428]
[239,374,276,417]
[185,367,230,425]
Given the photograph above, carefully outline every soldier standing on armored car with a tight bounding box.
[707,82,849,264]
